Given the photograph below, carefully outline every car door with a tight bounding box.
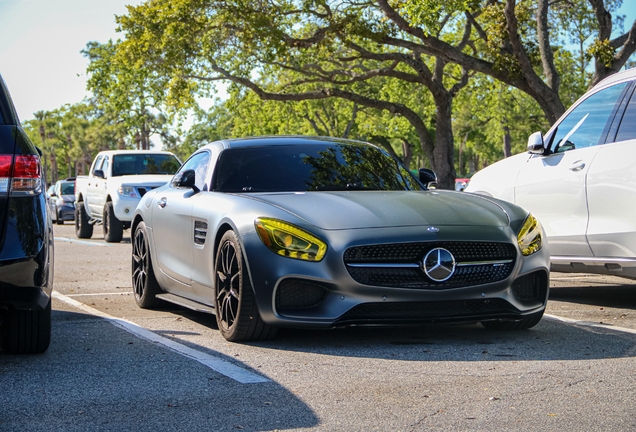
[515,81,631,257]
[152,150,211,295]
[86,155,104,217]
[586,82,636,258]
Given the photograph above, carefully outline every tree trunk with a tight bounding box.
[431,92,456,190]
[503,123,512,158]
[401,139,413,169]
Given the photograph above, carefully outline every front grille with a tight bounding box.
[512,271,548,302]
[344,242,516,289]
[137,186,156,197]
[344,242,516,262]
[275,279,329,310]
[336,299,517,324]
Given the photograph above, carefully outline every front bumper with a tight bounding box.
[58,204,75,221]
[241,224,550,328]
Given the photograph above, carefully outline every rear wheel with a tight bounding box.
[75,201,93,239]
[214,231,277,342]
[103,202,123,243]
[0,300,51,354]
[132,221,163,309]
[481,310,544,331]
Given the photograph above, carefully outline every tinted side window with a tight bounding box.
[615,88,636,142]
[551,82,629,153]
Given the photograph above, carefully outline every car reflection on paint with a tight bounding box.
[131,136,550,342]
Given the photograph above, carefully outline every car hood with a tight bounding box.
[247,191,510,230]
[115,174,174,186]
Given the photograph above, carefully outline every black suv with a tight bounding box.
[0,75,53,354]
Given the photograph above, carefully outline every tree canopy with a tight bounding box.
[24,1,636,188]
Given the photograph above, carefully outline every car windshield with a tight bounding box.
[60,183,74,195]
[213,143,423,193]
[112,154,181,176]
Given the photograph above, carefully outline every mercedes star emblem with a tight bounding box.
[422,248,456,282]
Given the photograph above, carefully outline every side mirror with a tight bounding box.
[172,169,200,193]
[418,168,438,190]
[93,169,105,179]
[527,131,545,154]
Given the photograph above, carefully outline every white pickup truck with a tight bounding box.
[75,150,182,242]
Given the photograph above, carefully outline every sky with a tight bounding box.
[0,0,143,122]
[0,0,635,124]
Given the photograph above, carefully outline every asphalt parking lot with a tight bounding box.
[2,223,636,431]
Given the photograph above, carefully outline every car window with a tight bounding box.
[91,156,103,174]
[615,87,636,142]
[60,182,74,195]
[101,157,109,177]
[213,143,422,193]
[176,151,210,191]
[112,153,181,176]
[551,82,629,153]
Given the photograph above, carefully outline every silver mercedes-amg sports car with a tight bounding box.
[131,136,549,342]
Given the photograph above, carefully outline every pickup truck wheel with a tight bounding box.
[75,201,93,239]
[103,202,123,243]
[214,230,277,342]
[0,299,52,354]
[132,221,163,309]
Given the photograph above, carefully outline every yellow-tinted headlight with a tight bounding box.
[255,217,327,261]
[517,213,543,256]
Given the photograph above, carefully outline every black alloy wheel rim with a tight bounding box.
[216,240,240,331]
[132,229,148,300]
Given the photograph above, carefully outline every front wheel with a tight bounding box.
[0,300,51,354]
[75,201,93,239]
[132,221,163,309]
[481,310,544,331]
[55,208,64,225]
[103,202,123,243]
[214,231,277,342]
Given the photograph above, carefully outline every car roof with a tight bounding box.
[97,150,178,156]
[212,135,375,150]
[593,67,636,90]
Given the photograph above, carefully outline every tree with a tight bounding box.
[97,0,635,188]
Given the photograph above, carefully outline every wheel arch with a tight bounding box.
[212,222,258,294]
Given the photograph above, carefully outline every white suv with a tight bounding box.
[467,67,636,278]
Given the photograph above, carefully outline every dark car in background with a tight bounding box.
[0,75,53,354]
[48,177,75,224]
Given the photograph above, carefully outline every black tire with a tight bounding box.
[55,208,64,225]
[0,300,51,354]
[214,231,277,342]
[103,202,123,243]
[75,201,93,239]
[481,310,544,331]
[132,221,163,309]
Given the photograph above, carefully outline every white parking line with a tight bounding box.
[53,291,269,384]
[65,292,132,297]
[54,237,114,247]
[544,313,636,335]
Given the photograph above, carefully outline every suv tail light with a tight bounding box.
[0,154,42,195]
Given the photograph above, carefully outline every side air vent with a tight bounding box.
[194,221,208,245]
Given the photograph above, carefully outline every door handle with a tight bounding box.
[158,197,167,208]
[569,161,586,172]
